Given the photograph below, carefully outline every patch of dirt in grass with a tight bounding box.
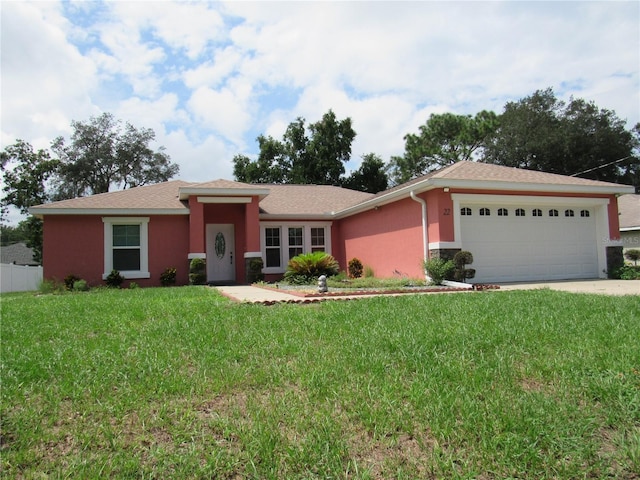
[346,426,438,479]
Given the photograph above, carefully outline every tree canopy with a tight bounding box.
[233,110,357,186]
[482,88,639,187]
[51,113,178,199]
[388,111,499,184]
[342,153,388,193]
[1,113,179,259]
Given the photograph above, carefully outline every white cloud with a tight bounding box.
[1,0,638,208]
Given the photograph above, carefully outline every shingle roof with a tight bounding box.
[429,161,628,187]
[31,180,191,212]
[30,161,634,218]
[1,242,38,265]
[618,194,640,229]
[258,184,373,216]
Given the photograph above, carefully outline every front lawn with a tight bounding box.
[1,287,639,478]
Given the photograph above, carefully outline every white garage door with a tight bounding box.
[459,204,598,283]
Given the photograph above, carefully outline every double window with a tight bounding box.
[261,223,331,272]
[103,217,150,279]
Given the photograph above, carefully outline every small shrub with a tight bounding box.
[64,274,81,291]
[348,258,364,279]
[160,267,177,287]
[105,270,124,288]
[189,258,207,285]
[618,265,640,280]
[72,279,89,292]
[39,279,65,294]
[453,251,475,282]
[424,257,454,285]
[129,282,140,289]
[364,265,375,278]
[247,257,264,284]
[624,249,640,266]
[284,252,340,284]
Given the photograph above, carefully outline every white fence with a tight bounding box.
[1,263,43,293]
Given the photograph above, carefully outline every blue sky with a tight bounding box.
[2,0,639,200]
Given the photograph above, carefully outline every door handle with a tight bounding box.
[230,252,233,264]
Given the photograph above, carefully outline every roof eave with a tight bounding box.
[259,213,334,221]
[430,178,636,195]
[178,186,270,200]
[29,208,190,217]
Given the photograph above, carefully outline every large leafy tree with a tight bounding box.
[2,113,179,260]
[482,88,639,187]
[233,110,356,185]
[51,112,179,199]
[342,153,389,193]
[388,111,499,184]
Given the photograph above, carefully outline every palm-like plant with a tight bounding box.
[284,252,340,284]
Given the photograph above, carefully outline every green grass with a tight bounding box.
[1,287,639,479]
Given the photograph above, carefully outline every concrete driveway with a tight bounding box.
[498,279,639,296]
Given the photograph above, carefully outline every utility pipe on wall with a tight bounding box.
[410,191,429,281]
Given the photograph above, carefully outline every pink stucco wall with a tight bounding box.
[43,214,190,288]
[338,196,425,279]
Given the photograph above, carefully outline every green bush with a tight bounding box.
[105,270,124,288]
[247,257,264,284]
[424,257,454,285]
[617,265,640,280]
[348,258,364,278]
[72,279,89,292]
[453,251,476,282]
[160,267,177,287]
[284,252,339,284]
[39,279,65,294]
[64,274,81,291]
[189,258,207,285]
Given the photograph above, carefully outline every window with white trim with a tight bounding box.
[549,209,559,217]
[461,207,472,216]
[580,209,590,218]
[260,222,332,273]
[565,209,575,217]
[515,208,525,217]
[532,208,542,217]
[498,208,508,216]
[288,227,303,259]
[103,217,150,279]
[311,227,326,252]
[479,207,491,216]
[265,227,281,268]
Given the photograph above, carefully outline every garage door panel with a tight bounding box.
[460,203,598,283]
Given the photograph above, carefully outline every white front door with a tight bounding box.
[206,224,236,284]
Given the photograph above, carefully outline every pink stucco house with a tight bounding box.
[30,161,634,287]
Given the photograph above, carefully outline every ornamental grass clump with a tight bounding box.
[284,252,340,284]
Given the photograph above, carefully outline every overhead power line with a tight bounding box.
[570,156,634,177]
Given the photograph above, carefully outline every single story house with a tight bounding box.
[30,161,635,287]
[0,242,39,266]
[618,194,640,259]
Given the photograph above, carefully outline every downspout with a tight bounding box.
[410,191,430,281]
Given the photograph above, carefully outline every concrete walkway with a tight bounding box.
[215,279,638,304]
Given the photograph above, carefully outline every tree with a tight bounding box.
[1,140,60,217]
[233,110,356,185]
[51,113,179,199]
[342,153,389,193]
[388,111,499,184]
[482,88,639,187]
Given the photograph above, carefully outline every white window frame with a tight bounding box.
[260,222,332,274]
[103,217,150,279]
